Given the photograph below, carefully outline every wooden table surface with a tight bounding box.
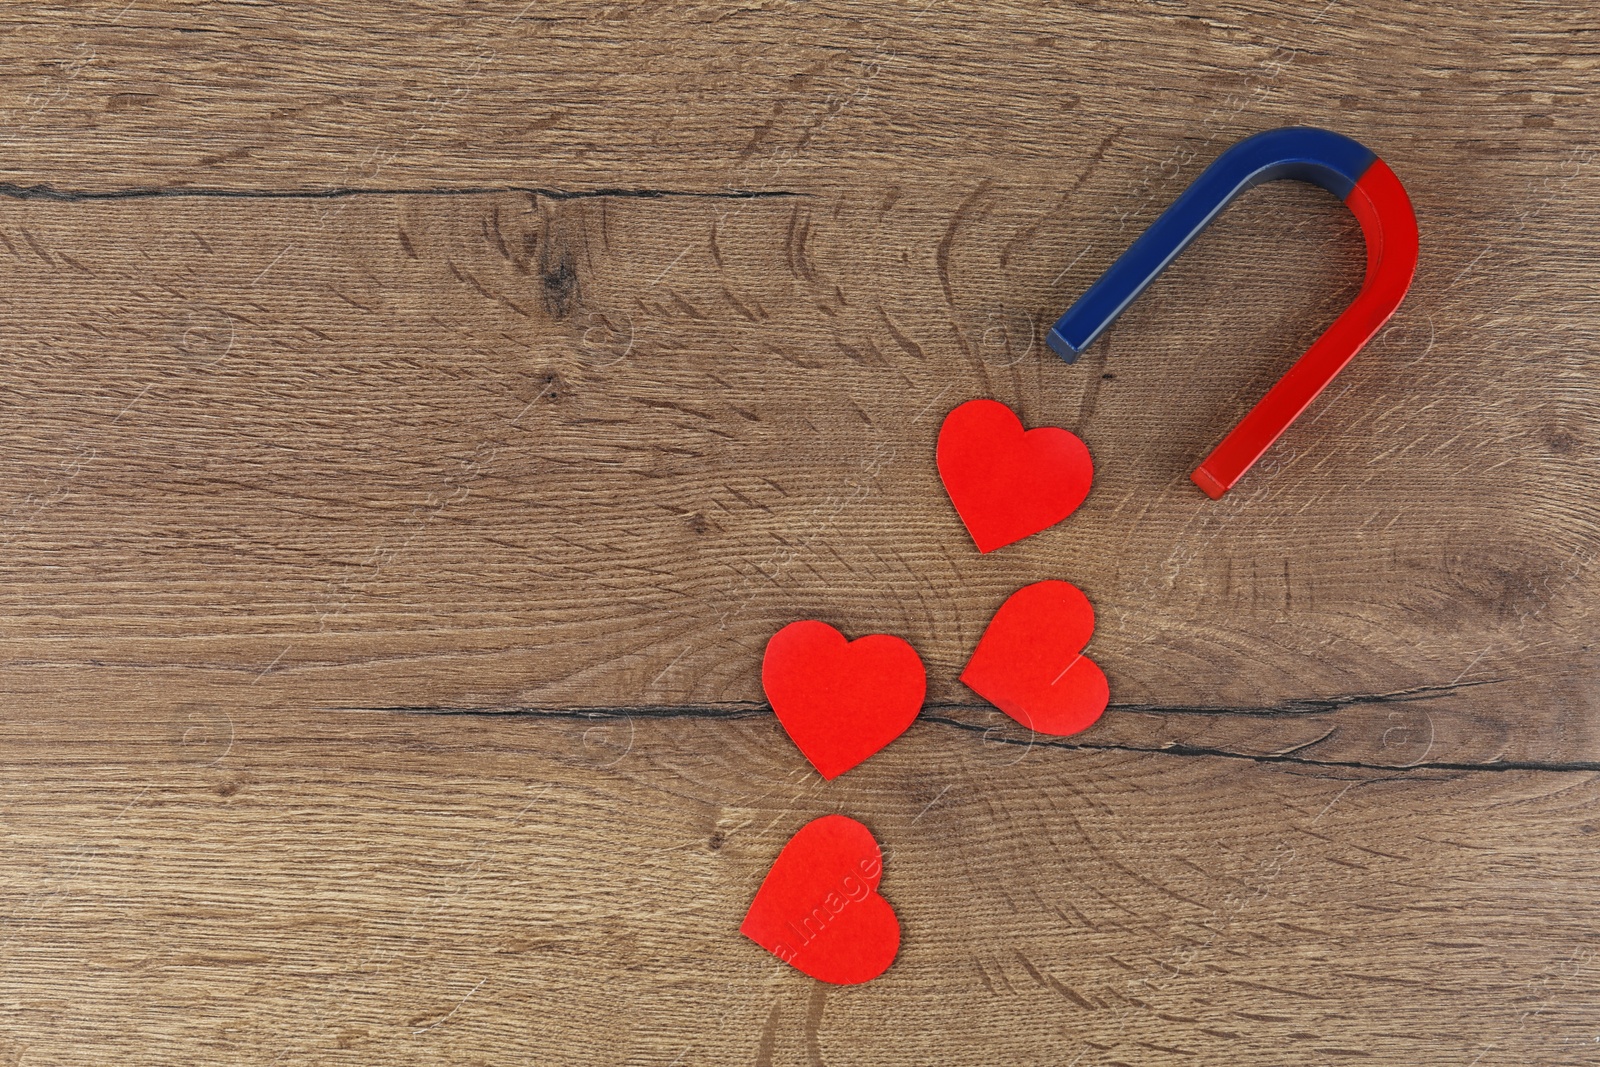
[3,3,1597,1064]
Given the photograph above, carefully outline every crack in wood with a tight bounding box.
[0,182,806,203]
[328,678,1597,776]
[332,678,1503,723]
[1105,677,1506,718]
[920,715,1600,776]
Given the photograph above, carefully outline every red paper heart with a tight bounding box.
[761,620,926,780]
[740,815,900,985]
[936,398,1093,553]
[961,580,1108,736]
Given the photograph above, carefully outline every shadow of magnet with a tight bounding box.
[1047,127,1419,499]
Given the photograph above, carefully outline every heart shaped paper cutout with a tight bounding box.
[761,620,926,780]
[961,580,1108,736]
[740,814,899,984]
[936,398,1093,553]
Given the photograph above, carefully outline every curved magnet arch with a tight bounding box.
[1046,127,1419,498]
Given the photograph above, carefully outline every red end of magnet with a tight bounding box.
[1191,158,1419,497]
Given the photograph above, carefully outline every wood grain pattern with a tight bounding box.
[7,711,1600,1065]
[1,1,1597,1063]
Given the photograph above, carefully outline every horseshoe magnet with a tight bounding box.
[1046,126,1419,498]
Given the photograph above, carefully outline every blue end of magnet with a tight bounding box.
[1047,127,1378,360]
[1046,326,1082,363]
